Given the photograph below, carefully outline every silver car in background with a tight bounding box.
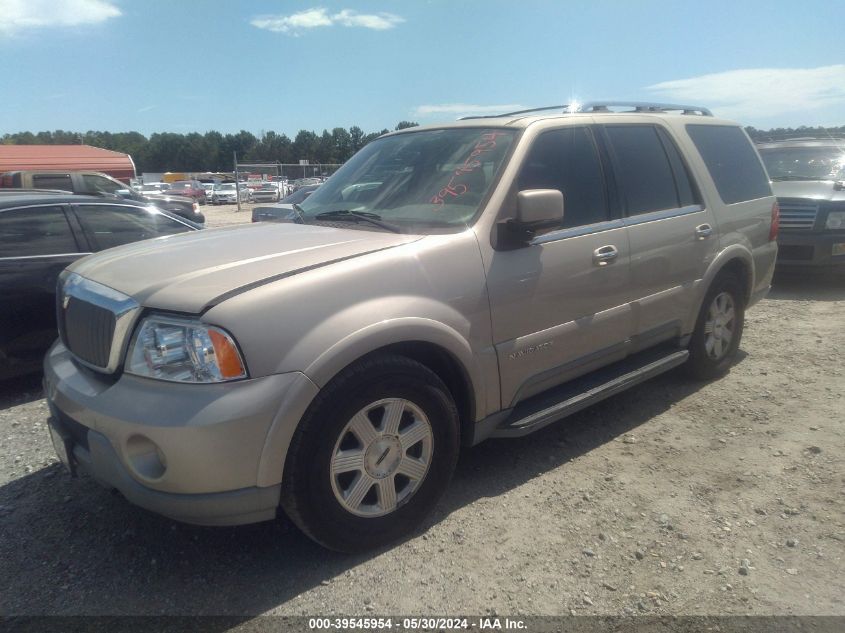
[210,182,249,204]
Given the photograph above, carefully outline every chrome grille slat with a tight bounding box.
[778,202,818,231]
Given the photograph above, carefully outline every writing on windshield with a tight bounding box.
[431,131,506,207]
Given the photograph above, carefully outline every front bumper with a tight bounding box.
[43,341,317,526]
[776,232,845,272]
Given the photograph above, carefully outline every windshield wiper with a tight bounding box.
[770,175,822,182]
[291,202,307,224]
[314,210,402,233]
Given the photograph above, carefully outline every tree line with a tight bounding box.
[744,125,845,142]
[0,121,421,173]
[1,122,841,174]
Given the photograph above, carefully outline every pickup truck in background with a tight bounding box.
[0,170,205,224]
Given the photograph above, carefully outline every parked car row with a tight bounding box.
[0,191,200,380]
[1,170,206,224]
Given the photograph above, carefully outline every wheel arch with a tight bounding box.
[257,319,486,488]
[306,319,484,446]
[688,246,754,334]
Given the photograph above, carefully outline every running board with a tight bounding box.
[492,348,689,438]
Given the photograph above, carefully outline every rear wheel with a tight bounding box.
[686,274,745,379]
[280,354,460,552]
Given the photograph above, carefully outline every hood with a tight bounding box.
[772,180,845,203]
[68,223,423,313]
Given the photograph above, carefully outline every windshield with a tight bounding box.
[170,181,192,189]
[218,183,236,191]
[759,145,845,181]
[298,128,516,231]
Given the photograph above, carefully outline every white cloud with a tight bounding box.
[0,0,121,36]
[413,104,529,119]
[646,65,845,122]
[331,9,403,30]
[251,7,404,35]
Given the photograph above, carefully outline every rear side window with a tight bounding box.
[74,204,190,250]
[604,125,680,215]
[0,206,77,257]
[32,174,73,191]
[517,127,608,228]
[656,127,699,208]
[686,125,771,204]
[82,174,123,194]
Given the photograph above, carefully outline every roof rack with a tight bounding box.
[576,101,712,116]
[460,101,713,120]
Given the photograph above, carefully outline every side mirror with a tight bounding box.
[516,189,564,225]
[496,189,564,249]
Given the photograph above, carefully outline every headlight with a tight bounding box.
[126,315,247,383]
[826,211,845,230]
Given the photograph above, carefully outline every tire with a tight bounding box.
[685,274,745,380]
[280,354,460,552]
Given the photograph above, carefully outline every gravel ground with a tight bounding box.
[0,206,842,617]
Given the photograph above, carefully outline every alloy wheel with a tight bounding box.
[330,398,434,517]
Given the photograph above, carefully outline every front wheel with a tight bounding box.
[685,274,745,379]
[280,354,460,552]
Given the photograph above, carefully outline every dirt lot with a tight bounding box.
[0,206,842,617]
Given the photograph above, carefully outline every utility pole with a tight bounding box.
[234,151,241,213]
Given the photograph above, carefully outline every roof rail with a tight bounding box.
[0,188,67,195]
[460,101,712,120]
[459,105,566,120]
[576,101,712,116]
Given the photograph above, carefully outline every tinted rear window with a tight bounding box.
[686,125,771,204]
[604,125,679,215]
[32,174,73,191]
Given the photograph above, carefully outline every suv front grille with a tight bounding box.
[63,297,116,368]
[58,273,140,373]
[778,202,818,231]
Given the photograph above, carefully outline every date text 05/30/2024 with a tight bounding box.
[307,617,527,630]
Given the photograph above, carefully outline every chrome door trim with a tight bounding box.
[530,219,625,245]
[621,204,705,227]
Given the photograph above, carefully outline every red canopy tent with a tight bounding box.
[0,144,136,183]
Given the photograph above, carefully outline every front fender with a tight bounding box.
[255,314,493,488]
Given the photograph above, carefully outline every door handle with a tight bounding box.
[695,223,713,239]
[593,245,618,266]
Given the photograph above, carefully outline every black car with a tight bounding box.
[0,193,201,380]
[757,139,845,272]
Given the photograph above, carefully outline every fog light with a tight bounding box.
[125,435,166,480]
[833,243,845,257]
